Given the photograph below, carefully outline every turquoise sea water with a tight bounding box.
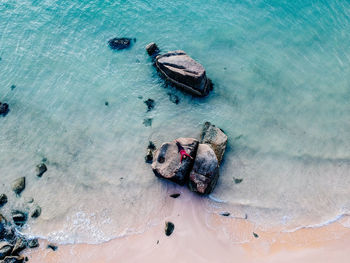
[1,0,350,243]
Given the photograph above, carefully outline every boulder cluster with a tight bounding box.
[0,163,52,263]
[151,122,227,194]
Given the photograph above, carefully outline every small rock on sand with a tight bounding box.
[165,222,174,236]
[12,178,25,195]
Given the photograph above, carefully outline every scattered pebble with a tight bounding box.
[31,205,41,218]
[47,244,58,251]
[220,212,230,217]
[36,163,47,177]
[253,232,259,238]
[170,193,180,198]
[165,221,174,236]
[233,178,243,184]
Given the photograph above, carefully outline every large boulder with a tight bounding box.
[152,138,198,185]
[188,144,219,195]
[155,50,210,97]
[200,122,228,164]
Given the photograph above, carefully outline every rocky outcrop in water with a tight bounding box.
[151,123,226,194]
[146,42,160,57]
[200,122,227,164]
[188,144,219,194]
[152,138,198,185]
[108,37,134,50]
[146,43,212,97]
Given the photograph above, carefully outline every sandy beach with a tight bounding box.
[26,188,350,263]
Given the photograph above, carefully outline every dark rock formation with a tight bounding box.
[0,194,8,207]
[145,141,156,164]
[146,42,160,57]
[47,244,57,251]
[11,211,27,227]
[12,178,25,196]
[0,102,9,116]
[165,222,174,236]
[155,50,211,97]
[145,149,153,164]
[11,238,27,255]
[36,163,47,177]
[188,144,219,195]
[27,239,39,249]
[30,205,41,218]
[0,242,13,260]
[200,122,227,164]
[170,193,180,198]
[144,98,155,112]
[2,255,24,263]
[152,138,198,185]
[108,37,133,50]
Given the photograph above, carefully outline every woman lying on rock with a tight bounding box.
[175,140,193,162]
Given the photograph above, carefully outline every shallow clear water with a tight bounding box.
[1,0,350,243]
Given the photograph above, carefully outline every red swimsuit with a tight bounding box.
[176,141,192,162]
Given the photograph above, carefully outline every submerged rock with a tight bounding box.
[152,138,198,185]
[0,194,8,207]
[188,144,219,195]
[108,37,133,50]
[0,241,13,260]
[165,221,174,236]
[143,118,152,127]
[146,42,160,57]
[12,178,25,195]
[11,211,27,227]
[168,93,180,104]
[144,98,155,112]
[155,50,211,97]
[200,122,227,164]
[36,163,47,177]
[0,102,9,116]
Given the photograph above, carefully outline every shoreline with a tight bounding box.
[25,188,350,262]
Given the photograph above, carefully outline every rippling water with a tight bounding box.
[1,0,350,244]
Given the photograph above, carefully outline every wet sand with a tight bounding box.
[25,188,350,263]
